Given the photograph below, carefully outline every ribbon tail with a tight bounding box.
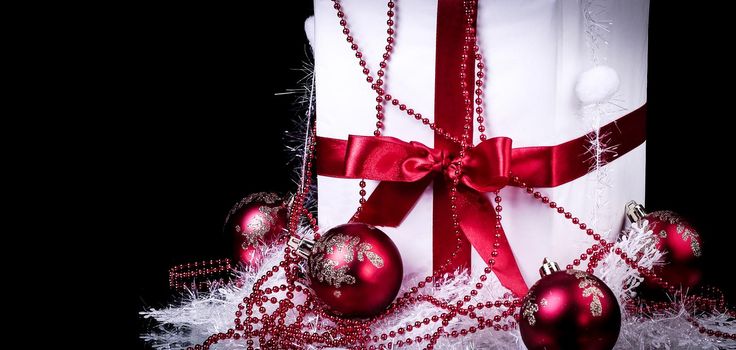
[433,177,472,273]
[351,177,433,227]
[458,190,529,296]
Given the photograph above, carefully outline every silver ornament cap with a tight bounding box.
[539,257,560,277]
[625,200,648,223]
[287,237,315,259]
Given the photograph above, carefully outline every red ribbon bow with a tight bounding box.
[318,135,528,295]
[343,135,512,192]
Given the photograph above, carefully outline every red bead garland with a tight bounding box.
[188,123,523,350]
[332,0,396,137]
[185,1,735,348]
[343,0,489,273]
[332,0,487,146]
[169,258,231,290]
[187,135,735,350]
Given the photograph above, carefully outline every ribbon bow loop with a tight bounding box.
[401,141,448,179]
[404,137,513,193]
[460,136,512,192]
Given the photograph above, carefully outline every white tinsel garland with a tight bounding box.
[140,221,736,349]
[580,0,618,243]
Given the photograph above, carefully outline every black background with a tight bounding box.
[103,2,734,348]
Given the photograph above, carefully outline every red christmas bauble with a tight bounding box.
[520,261,621,350]
[300,223,403,318]
[644,210,702,287]
[224,192,287,266]
[626,201,703,288]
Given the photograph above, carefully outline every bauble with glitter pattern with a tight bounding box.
[626,201,703,288]
[224,192,288,267]
[519,259,621,350]
[289,223,403,318]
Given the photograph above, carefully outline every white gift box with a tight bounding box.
[314,0,649,288]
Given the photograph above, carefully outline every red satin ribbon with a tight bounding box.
[433,0,476,280]
[316,104,647,295]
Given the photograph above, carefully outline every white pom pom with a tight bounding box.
[575,65,620,105]
[304,16,315,49]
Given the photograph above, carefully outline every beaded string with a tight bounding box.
[186,127,734,350]
[186,2,734,348]
[168,258,231,290]
[337,0,491,274]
